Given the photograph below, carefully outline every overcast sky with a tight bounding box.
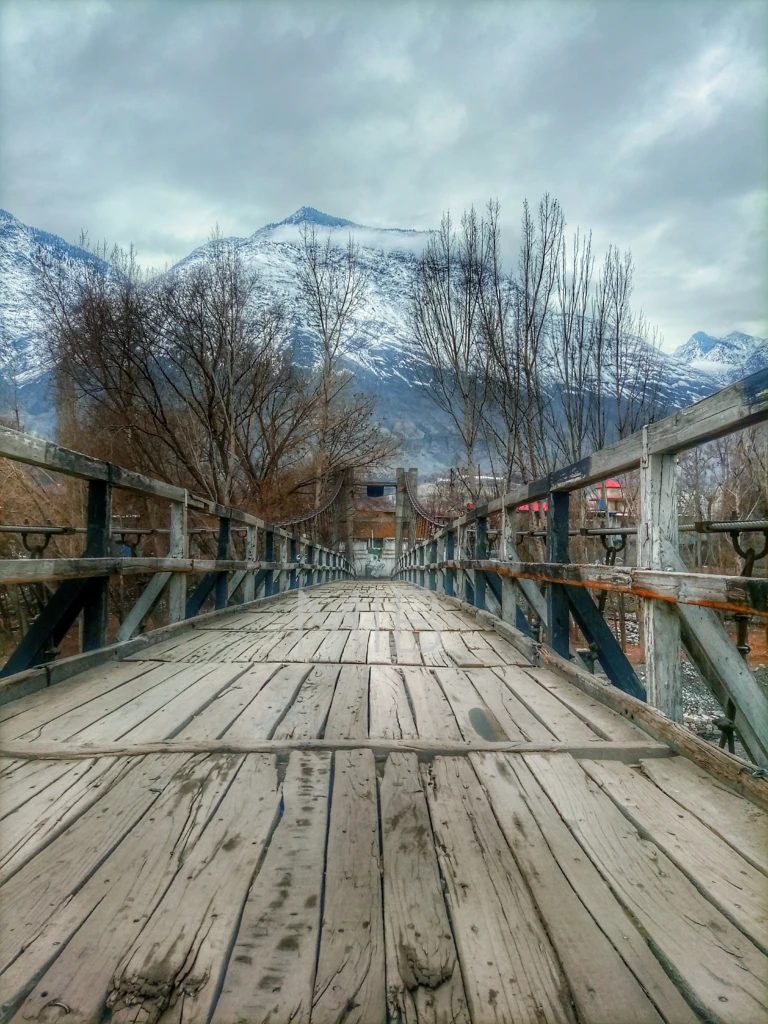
[1,0,766,350]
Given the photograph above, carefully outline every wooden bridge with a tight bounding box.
[0,372,767,1023]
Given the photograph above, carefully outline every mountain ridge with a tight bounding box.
[1,206,766,469]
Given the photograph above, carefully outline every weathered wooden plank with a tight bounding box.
[0,739,672,761]
[272,665,340,739]
[417,631,452,667]
[174,664,279,740]
[324,665,369,740]
[640,433,682,720]
[115,665,246,743]
[478,630,530,665]
[422,756,576,1024]
[15,663,197,744]
[0,757,135,884]
[401,667,462,741]
[7,754,242,1022]
[581,758,768,953]
[367,628,394,664]
[440,632,487,668]
[69,664,227,745]
[526,752,768,1024]
[108,754,280,1024]
[640,756,768,876]
[312,749,385,1024]
[525,666,651,742]
[340,629,370,663]
[465,667,555,742]
[0,759,86,818]
[0,754,191,979]
[393,628,423,665]
[497,754,701,1024]
[472,752,666,1024]
[212,751,330,1024]
[381,752,469,1024]
[434,559,768,619]
[0,659,157,731]
[223,664,310,742]
[368,666,417,740]
[495,665,603,743]
[282,629,328,662]
[313,629,349,662]
[536,644,768,809]
[434,668,508,742]
[459,631,507,666]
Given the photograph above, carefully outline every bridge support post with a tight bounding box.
[82,480,113,651]
[168,498,188,621]
[640,428,682,722]
[474,513,488,610]
[444,529,455,596]
[546,491,570,658]
[213,516,231,610]
[242,525,258,602]
[500,506,522,630]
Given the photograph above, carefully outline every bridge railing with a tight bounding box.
[394,369,768,766]
[0,426,354,679]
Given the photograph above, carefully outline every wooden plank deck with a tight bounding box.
[1,581,767,1023]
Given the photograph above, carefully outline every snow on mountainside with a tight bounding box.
[0,208,106,384]
[0,205,765,468]
[673,330,768,386]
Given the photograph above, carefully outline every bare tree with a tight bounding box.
[296,225,371,506]
[409,209,489,501]
[588,246,665,448]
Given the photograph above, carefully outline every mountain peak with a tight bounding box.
[258,207,359,232]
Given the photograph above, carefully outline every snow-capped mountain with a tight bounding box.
[672,330,768,385]
[0,208,106,384]
[0,205,765,468]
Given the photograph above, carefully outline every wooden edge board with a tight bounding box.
[0,739,671,760]
[536,645,768,810]
[0,580,346,706]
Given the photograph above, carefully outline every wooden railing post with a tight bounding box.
[546,491,570,658]
[263,528,275,597]
[305,541,314,587]
[289,538,298,589]
[242,524,257,603]
[168,496,188,622]
[500,505,519,628]
[640,427,682,721]
[444,529,455,596]
[475,514,488,610]
[82,479,113,651]
[214,515,231,611]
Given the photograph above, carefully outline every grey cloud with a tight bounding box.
[1,0,766,347]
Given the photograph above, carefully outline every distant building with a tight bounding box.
[352,491,396,577]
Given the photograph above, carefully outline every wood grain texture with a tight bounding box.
[433,668,508,742]
[368,666,417,740]
[107,754,280,1024]
[640,755,768,876]
[212,752,329,1024]
[421,756,576,1024]
[312,749,385,1024]
[494,665,602,743]
[581,758,768,952]
[465,667,555,742]
[324,665,369,740]
[527,752,768,1024]
[0,756,135,885]
[381,752,469,1024]
[401,667,462,741]
[499,754,700,1024]
[272,665,340,740]
[472,752,666,1024]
